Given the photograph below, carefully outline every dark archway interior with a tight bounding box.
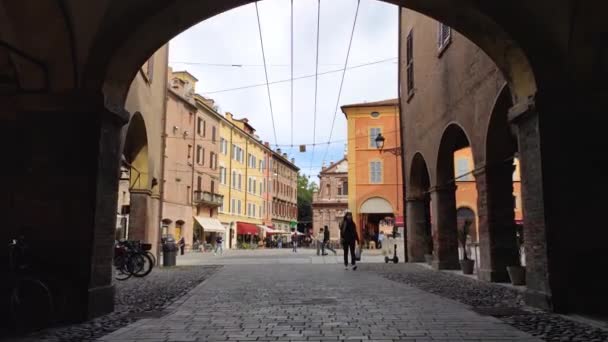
[408,153,433,259]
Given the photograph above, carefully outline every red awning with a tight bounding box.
[395,216,404,227]
[237,222,259,235]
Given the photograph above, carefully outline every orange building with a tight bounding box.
[453,148,522,242]
[342,99,522,247]
[342,100,403,244]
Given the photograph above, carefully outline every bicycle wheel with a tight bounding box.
[133,252,153,277]
[114,255,131,281]
[146,251,156,266]
[10,277,54,333]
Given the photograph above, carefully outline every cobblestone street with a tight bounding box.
[101,253,540,342]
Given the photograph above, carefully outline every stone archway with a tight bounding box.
[406,152,432,262]
[432,123,473,270]
[476,85,520,282]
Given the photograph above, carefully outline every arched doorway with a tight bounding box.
[359,197,394,248]
[433,123,473,270]
[406,152,432,262]
[478,85,520,282]
[121,112,154,244]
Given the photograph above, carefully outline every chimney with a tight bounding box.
[277,148,282,154]
[225,112,234,120]
[283,153,287,158]
[291,158,295,164]
[330,160,334,166]
[321,160,327,171]
[264,142,270,147]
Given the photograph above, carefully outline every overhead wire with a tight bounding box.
[198,57,396,95]
[321,0,361,165]
[290,0,294,151]
[254,1,279,149]
[309,0,321,173]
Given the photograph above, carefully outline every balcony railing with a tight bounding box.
[193,191,224,207]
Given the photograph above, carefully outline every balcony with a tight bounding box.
[193,191,224,208]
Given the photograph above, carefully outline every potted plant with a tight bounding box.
[507,224,526,285]
[458,220,475,274]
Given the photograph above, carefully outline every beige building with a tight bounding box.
[312,159,349,242]
[270,149,299,232]
[117,45,169,257]
[160,70,224,250]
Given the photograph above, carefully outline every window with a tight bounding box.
[237,200,241,215]
[370,111,380,118]
[197,176,202,191]
[238,174,242,190]
[209,152,215,169]
[196,145,202,164]
[210,180,215,193]
[406,29,414,97]
[186,186,191,204]
[232,170,237,188]
[369,127,382,148]
[197,117,203,135]
[219,198,224,212]
[456,158,472,181]
[342,180,348,195]
[231,199,236,214]
[248,177,252,193]
[253,179,257,194]
[202,120,207,137]
[370,161,382,183]
[211,127,216,143]
[326,184,330,196]
[187,145,192,159]
[437,23,451,52]
[220,167,226,184]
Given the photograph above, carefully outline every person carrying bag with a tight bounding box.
[340,211,360,270]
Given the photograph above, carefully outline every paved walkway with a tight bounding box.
[176,248,389,265]
[100,262,540,342]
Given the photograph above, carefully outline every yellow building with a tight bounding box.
[218,113,269,248]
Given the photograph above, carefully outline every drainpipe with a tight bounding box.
[397,5,408,262]
[158,45,170,259]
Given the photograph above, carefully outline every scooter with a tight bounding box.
[384,243,399,264]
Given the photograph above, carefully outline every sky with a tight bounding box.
[169,0,398,180]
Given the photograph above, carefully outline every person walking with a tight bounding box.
[316,228,326,256]
[214,235,223,255]
[323,225,336,255]
[340,211,359,270]
[177,236,186,255]
[378,231,385,249]
[291,230,298,253]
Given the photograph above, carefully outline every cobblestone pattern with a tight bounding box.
[365,263,608,342]
[101,264,539,342]
[19,266,221,342]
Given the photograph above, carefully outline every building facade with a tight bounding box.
[270,149,299,232]
[342,100,404,244]
[117,45,169,258]
[217,113,270,248]
[312,159,349,242]
[160,70,224,251]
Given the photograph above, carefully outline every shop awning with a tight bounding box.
[193,216,225,233]
[237,222,259,235]
[258,225,278,234]
[395,216,404,227]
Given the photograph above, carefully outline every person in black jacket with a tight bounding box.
[340,212,360,270]
[323,225,336,255]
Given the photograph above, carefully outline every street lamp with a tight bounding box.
[375,133,402,156]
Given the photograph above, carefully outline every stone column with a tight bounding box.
[406,197,428,262]
[0,93,128,322]
[429,185,460,270]
[475,161,519,282]
[128,189,152,242]
[508,98,553,311]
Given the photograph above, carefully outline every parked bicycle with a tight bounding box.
[6,236,55,333]
[113,240,154,280]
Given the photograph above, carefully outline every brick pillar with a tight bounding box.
[128,189,152,242]
[475,161,518,282]
[0,93,128,324]
[406,197,428,262]
[430,185,459,270]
